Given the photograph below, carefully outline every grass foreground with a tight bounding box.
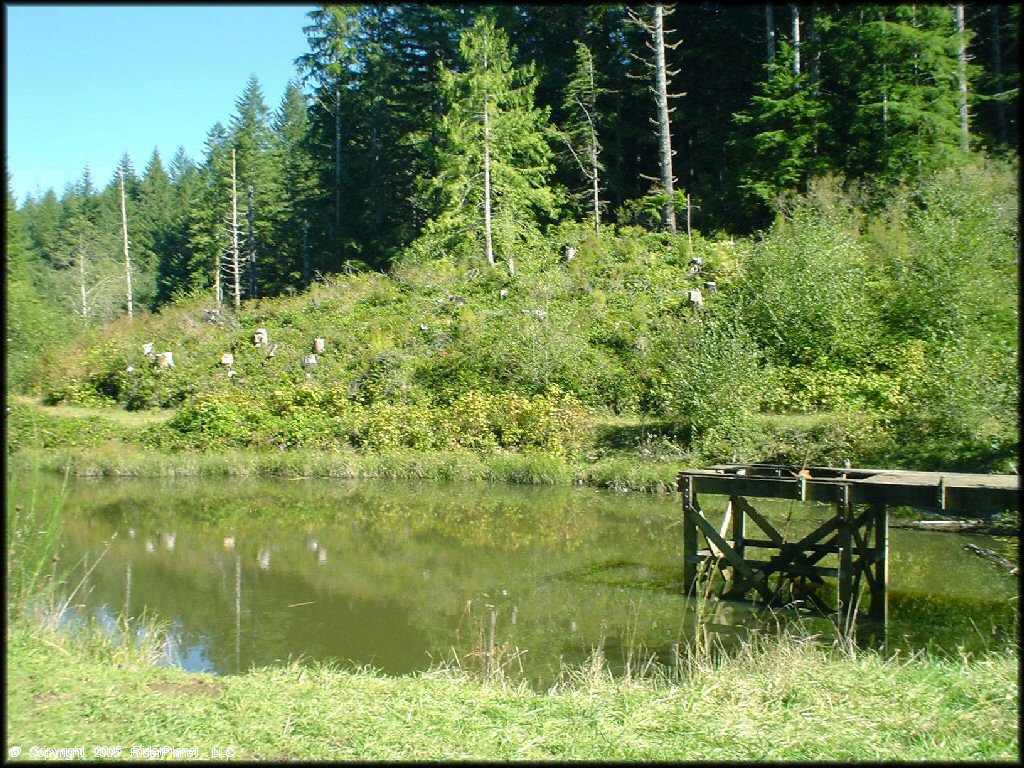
[6,618,1018,762]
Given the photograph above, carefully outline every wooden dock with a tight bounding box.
[677,464,1019,633]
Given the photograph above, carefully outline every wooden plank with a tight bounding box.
[870,503,888,625]
[731,496,746,552]
[837,485,854,624]
[709,499,734,557]
[741,539,840,555]
[681,467,1018,514]
[761,561,841,579]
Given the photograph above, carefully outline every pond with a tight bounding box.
[19,474,1019,687]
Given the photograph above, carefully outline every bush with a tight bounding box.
[649,313,765,455]
[737,176,884,369]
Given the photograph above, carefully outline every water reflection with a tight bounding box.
[15,475,1018,686]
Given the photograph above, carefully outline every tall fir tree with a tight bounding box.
[188,122,234,305]
[413,15,559,269]
[560,40,608,233]
[229,75,283,299]
[819,4,966,186]
[155,147,203,304]
[733,42,829,211]
[269,80,318,291]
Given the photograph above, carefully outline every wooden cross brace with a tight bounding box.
[686,493,884,615]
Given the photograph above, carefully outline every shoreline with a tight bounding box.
[7,446,684,494]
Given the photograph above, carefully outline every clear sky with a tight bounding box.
[5,4,316,205]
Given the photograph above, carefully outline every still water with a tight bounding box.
[25,475,1019,686]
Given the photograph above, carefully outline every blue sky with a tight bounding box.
[5,4,315,204]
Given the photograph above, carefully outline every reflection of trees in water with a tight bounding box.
[56,496,688,678]
[40,475,1017,680]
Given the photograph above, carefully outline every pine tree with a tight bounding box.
[21,188,62,264]
[155,147,203,304]
[733,42,829,209]
[560,41,607,233]
[188,122,234,306]
[229,75,283,299]
[297,5,361,267]
[414,15,558,270]
[132,149,175,308]
[819,4,965,186]
[6,173,71,388]
[270,80,318,291]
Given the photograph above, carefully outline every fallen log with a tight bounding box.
[963,543,1019,575]
[890,519,1017,536]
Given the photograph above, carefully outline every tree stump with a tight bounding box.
[142,342,154,357]
[156,352,175,368]
[704,280,717,294]
[302,354,318,368]
[254,329,268,347]
[220,352,234,366]
[687,289,704,308]
[313,337,326,354]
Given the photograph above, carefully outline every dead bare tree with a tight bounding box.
[246,182,257,299]
[990,5,1007,144]
[119,168,133,319]
[628,3,682,234]
[790,3,801,78]
[230,148,242,310]
[955,2,970,151]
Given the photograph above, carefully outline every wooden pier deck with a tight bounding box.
[676,463,1019,634]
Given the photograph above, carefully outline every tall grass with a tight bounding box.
[6,464,171,667]
[6,463,68,619]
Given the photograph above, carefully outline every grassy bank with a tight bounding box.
[6,618,1018,761]
[5,396,909,493]
[7,445,681,493]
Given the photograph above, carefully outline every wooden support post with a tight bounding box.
[869,502,888,626]
[681,475,699,591]
[731,494,745,566]
[836,484,854,632]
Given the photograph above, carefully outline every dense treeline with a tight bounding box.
[5,4,1019,472]
[8,4,1019,308]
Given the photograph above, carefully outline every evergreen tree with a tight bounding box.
[269,80,318,291]
[6,173,71,388]
[229,75,283,299]
[414,15,559,269]
[133,149,175,307]
[733,42,829,210]
[188,122,234,304]
[560,40,608,233]
[21,188,62,264]
[819,4,966,186]
[297,5,361,270]
[155,147,204,304]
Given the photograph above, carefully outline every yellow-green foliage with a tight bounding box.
[145,387,590,456]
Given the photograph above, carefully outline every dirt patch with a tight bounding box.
[146,680,225,697]
[33,692,70,706]
[12,395,175,426]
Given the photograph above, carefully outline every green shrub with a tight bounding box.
[650,313,765,454]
